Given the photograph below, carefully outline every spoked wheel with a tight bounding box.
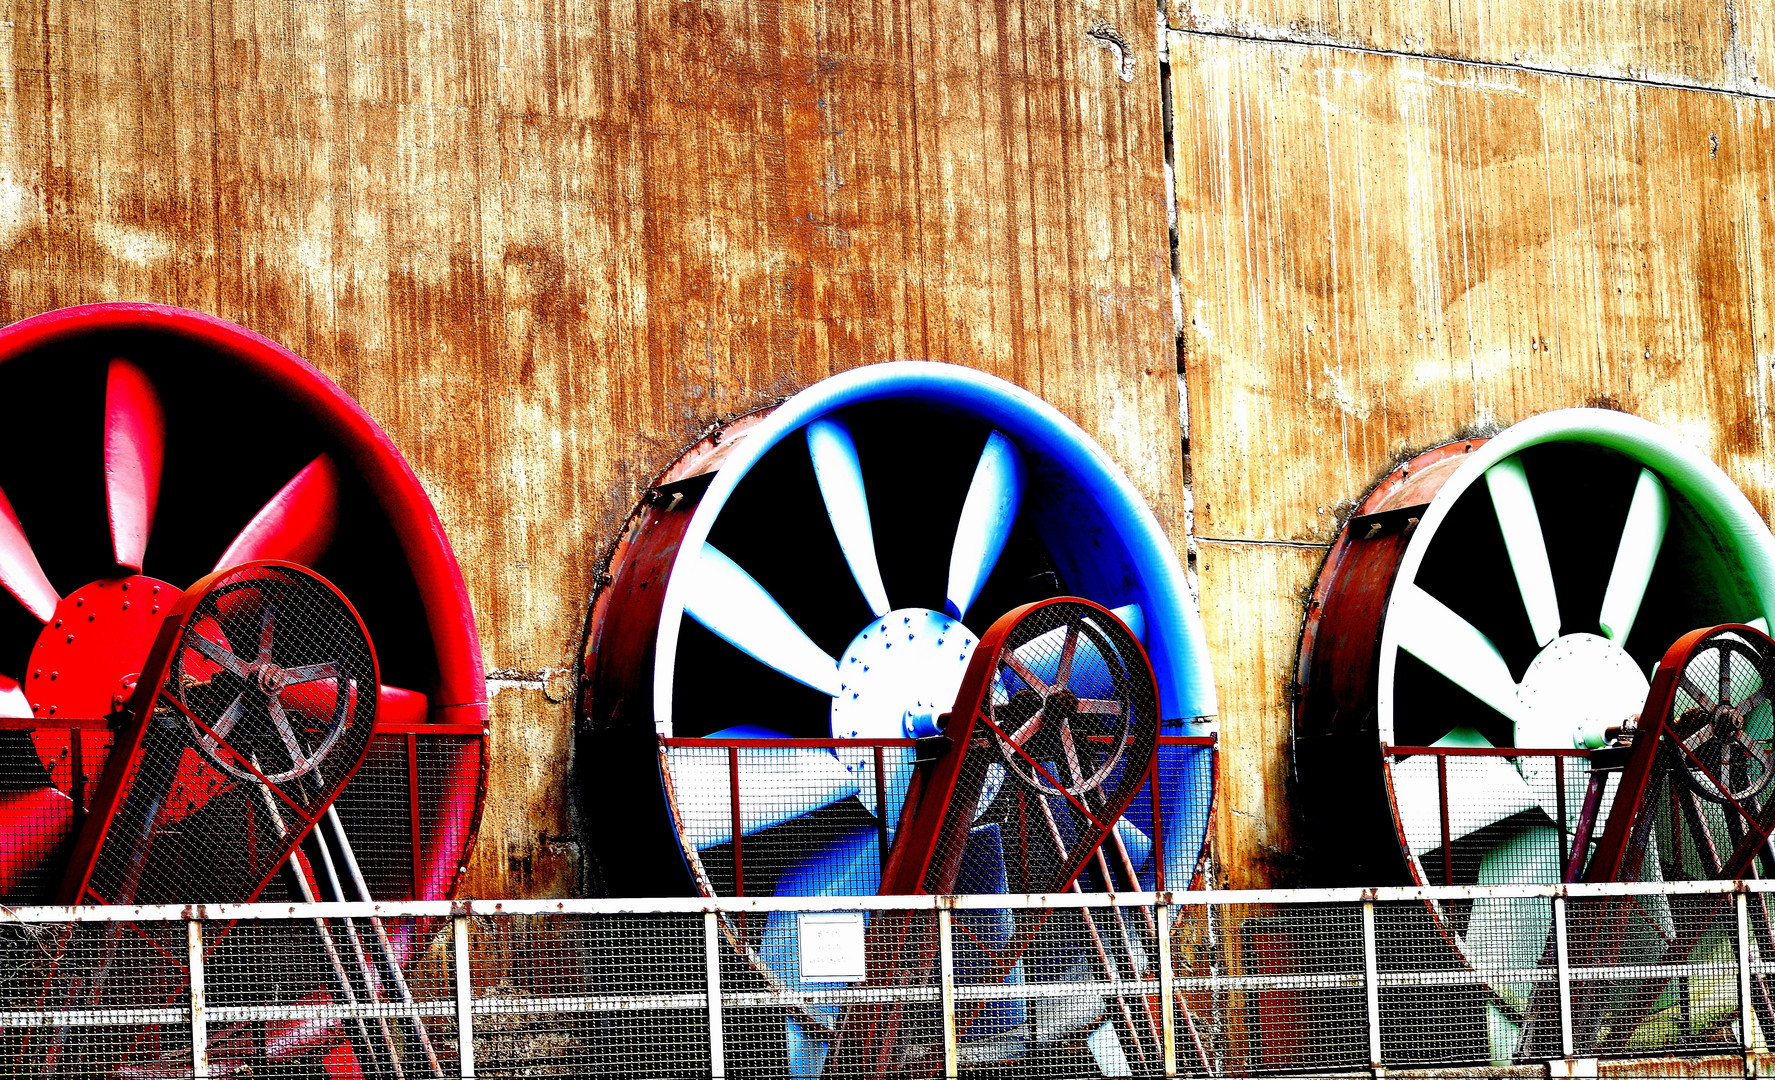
[1296,408,1775,1064]
[0,305,486,1071]
[1545,626,1775,1058]
[583,362,1217,1076]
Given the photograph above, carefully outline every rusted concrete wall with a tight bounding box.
[0,0,1182,896]
[1172,15,1775,884]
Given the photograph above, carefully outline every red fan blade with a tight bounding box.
[213,454,341,572]
[105,357,167,572]
[280,676,361,728]
[0,482,57,623]
[377,684,429,725]
[0,786,74,893]
[0,674,30,719]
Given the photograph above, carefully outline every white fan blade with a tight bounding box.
[1087,1022,1133,1077]
[1463,824,1560,1008]
[1108,603,1145,642]
[1598,468,1669,645]
[1485,458,1561,648]
[684,545,843,697]
[945,431,1026,620]
[0,675,29,719]
[665,735,862,848]
[1393,749,1544,855]
[807,417,892,618]
[1394,584,1526,726]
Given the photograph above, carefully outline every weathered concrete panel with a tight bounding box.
[1170,0,1772,95]
[0,0,1179,897]
[1173,29,1775,885]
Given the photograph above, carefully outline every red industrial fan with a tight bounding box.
[827,598,1178,1077]
[0,304,488,1075]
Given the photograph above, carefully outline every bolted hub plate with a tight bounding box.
[830,608,978,740]
[1515,632,1649,823]
[829,608,978,826]
[24,576,175,792]
[1515,632,1650,750]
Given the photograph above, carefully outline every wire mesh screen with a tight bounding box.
[960,904,1168,1078]
[1565,891,1744,1060]
[0,916,193,1075]
[1390,749,1599,890]
[73,563,379,910]
[471,911,708,1077]
[1374,899,1501,1067]
[203,915,456,1078]
[665,741,917,900]
[0,721,110,903]
[0,885,1769,1078]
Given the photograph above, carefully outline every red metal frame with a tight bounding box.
[0,303,488,902]
[1386,744,1590,888]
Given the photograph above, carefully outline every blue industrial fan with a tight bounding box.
[582,361,1217,1075]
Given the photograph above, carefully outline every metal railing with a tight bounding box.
[1386,744,1596,885]
[5,879,1775,1078]
[659,734,1216,899]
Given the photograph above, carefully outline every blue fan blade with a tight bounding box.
[685,544,843,696]
[807,416,892,618]
[945,431,1026,620]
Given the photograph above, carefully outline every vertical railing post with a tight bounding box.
[874,745,890,871]
[1436,755,1452,887]
[1361,898,1381,1075]
[1150,753,1166,891]
[1738,889,1755,1071]
[187,916,208,1080]
[454,912,476,1079]
[728,746,745,900]
[705,911,727,1079]
[1554,894,1575,1061]
[1157,900,1177,1077]
[939,900,958,1080]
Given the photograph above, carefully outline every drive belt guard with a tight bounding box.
[831,597,1162,1077]
[61,560,379,907]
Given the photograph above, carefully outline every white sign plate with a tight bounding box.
[798,912,867,983]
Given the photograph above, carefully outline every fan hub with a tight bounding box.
[250,662,290,695]
[1514,632,1650,749]
[829,608,978,739]
[22,576,174,793]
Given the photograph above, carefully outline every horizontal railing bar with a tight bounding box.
[1387,745,1591,758]
[0,1006,190,1028]
[6,958,1754,1031]
[5,878,1775,923]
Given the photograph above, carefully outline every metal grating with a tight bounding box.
[0,882,1771,1077]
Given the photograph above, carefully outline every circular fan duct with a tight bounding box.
[1296,407,1775,1060]
[0,303,487,907]
[582,361,1217,900]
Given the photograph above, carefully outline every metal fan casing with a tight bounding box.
[1296,408,1775,885]
[583,360,1216,895]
